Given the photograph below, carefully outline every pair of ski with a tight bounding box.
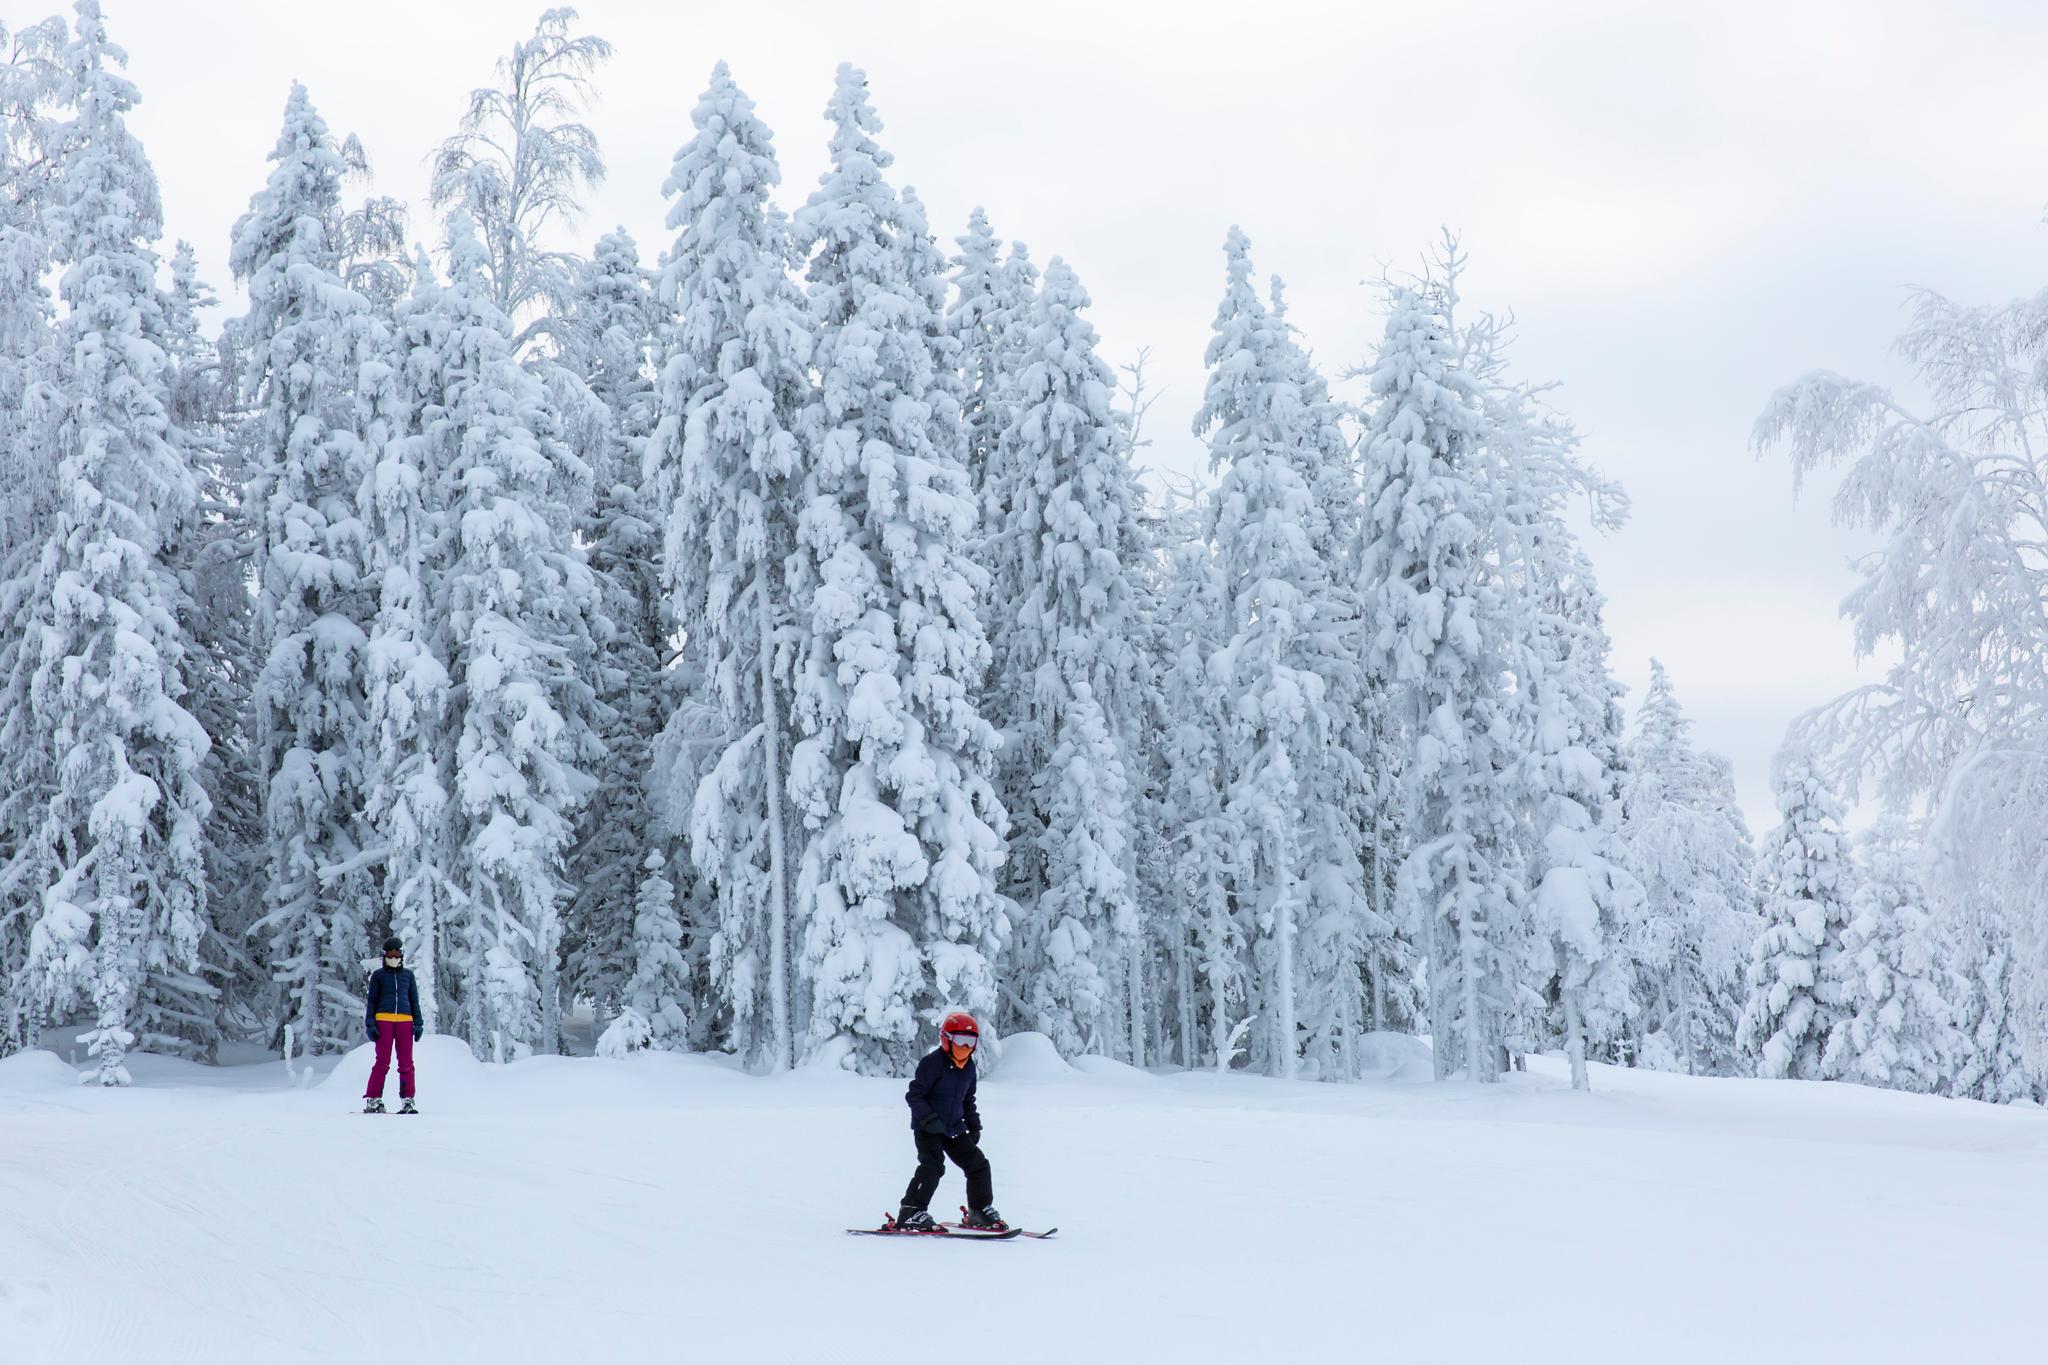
[849,1207,1057,1240]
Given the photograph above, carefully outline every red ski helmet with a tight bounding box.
[940,1011,980,1043]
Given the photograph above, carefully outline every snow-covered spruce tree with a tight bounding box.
[953,213,1041,971]
[1456,295,1642,1089]
[0,14,68,1048]
[1616,660,1757,1075]
[652,63,814,1071]
[1267,269,1394,1080]
[430,5,611,337]
[140,241,256,1059]
[622,848,691,1051]
[1941,897,2042,1103]
[786,66,1007,1073]
[409,216,601,1059]
[947,208,1026,496]
[975,237,1040,562]
[13,1,212,1085]
[358,253,451,1033]
[1155,531,1247,1069]
[1754,286,2048,1094]
[1822,821,1960,1094]
[1737,752,1854,1080]
[985,257,1150,1060]
[1356,277,1523,1083]
[558,226,662,1027]
[229,82,382,1055]
[1196,228,1345,1080]
[1495,533,1640,1088]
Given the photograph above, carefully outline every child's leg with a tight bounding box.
[365,1021,395,1099]
[900,1131,947,1212]
[395,1024,416,1099]
[947,1135,994,1212]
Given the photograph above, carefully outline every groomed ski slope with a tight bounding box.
[2,1033,2042,1364]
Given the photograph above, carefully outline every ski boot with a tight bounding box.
[363,1097,385,1114]
[397,1097,418,1115]
[893,1206,939,1233]
[960,1205,1009,1232]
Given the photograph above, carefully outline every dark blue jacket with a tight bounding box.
[364,966,425,1041]
[906,1047,980,1139]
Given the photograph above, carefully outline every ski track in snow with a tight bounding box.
[2,1037,2045,1364]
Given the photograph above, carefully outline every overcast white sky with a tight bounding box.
[97,0,2048,830]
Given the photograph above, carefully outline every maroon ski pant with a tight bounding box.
[365,1019,417,1099]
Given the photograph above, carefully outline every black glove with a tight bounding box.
[413,1025,424,1043]
[967,1128,982,1148]
[365,1026,376,1043]
[919,1115,951,1136]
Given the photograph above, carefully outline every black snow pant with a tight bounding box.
[901,1130,993,1213]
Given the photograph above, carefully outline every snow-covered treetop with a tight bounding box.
[1355,277,1494,696]
[1764,748,1853,899]
[662,62,793,323]
[49,0,162,303]
[1195,226,1306,468]
[948,208,1003,342]
[229,83,346,283]
[796,63,901,327]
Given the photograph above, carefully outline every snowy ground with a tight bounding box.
[1,1033,2043,1364]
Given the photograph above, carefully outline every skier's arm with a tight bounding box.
[965,1068,981,1138]
[905,1054,937,1128]
[407,971,423,1040]
[364,973,376,1041]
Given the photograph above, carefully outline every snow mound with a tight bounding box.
[1355,1031,1436,1081]
[984,1031,1073,1079]
[797,1033,858,1073]
[1072,1054,1154,1083]
[0,1048,84,1093]
[319,1034,489,1098]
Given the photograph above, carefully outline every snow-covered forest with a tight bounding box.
[1,0,2042,1107]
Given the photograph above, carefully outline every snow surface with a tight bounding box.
[1,1034,2043,1363]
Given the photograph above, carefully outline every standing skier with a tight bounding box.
[363,936,424,1114]
[895,1012,1006,1232]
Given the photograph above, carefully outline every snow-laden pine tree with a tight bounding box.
[622,848,691,1051]
[652,63,814,1071]
[430,5,611,336]
[1822,822,1960,1093]
[1522,552,1641,1089]
[1616,660,1757,1075]
[12,1,212,1084]
[1195,228,1339,1080]
[1154,532,1246,1069]
[229,82,382,1055]
[986,257,1150,1060]
[955,212,1042,960]
[1356,277,1523,1083]
[1737,753,1855,1080]
[360,251,451,1029]
[0,14,70,1048]
[1453,292,1642,1089]
[947,208,1026,496]
[975,237,1039,565]
[558,226,662,1026]
[143,241,254,1060]
[1941,897,2042,1103]
[787,66,1007,1072]
[405,216,601,1059]
[1266,269,1393,1080]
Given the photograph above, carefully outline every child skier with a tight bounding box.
[363,936,424,1114]
[895,1011,1006,1232]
